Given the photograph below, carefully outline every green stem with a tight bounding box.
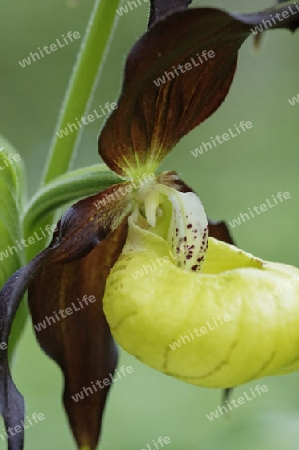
[42,0,122,186]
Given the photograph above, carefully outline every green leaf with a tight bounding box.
[0,135,27,359]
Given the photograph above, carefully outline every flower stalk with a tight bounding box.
[42,0,122,186]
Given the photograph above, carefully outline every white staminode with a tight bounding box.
[163,186,208,271]
[141,183,209,272]
[143,188,160,228]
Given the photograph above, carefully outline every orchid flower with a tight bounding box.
[0,0,298,449]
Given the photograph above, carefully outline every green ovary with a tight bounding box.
[103,223,299,388]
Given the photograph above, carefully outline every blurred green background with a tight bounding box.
[1,0,299,448]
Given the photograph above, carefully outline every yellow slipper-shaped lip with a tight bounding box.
[103,217,299,389]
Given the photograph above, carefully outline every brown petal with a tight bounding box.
[208,220,234,245]
[50,182,133,262]
[0,184,132,449]
[0,251,53,450]
[29,219,128,450]
[157,170,194,193]
[149,0,192,27]
[99,5,299,177]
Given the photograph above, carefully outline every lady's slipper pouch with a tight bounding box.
[103,183,299,389]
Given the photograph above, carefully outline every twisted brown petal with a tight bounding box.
[29,220,128,450]
[0,184,132,449]
[99,4,298,177]
[149,0,192,27]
